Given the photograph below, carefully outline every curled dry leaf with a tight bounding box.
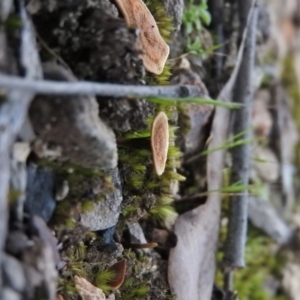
[74,276,106,300]
[107,259,127,289]
[114,0,170,74]
[151,112,169,176]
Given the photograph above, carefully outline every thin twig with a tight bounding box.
[210,0,225,78]
[0,73,207,99]
[224,271,233,291]
[223,0,258,271]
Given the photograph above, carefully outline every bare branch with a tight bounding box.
[0,73,207,99]
[223,1,258,271]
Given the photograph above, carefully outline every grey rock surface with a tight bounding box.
[0,0,13,21]
[31,215,60,266]
[25,164,57,222]
[1,288,21,300]
[127,222,150,253]
[127,222,148,245]
[80,168,123,231]
[2,254,26,293]
[29,63,117,169]
[22,240,57,300]
[0,2,42,289]
[97,226,116,245]
[163,0,184,33]
[5,231,33,257]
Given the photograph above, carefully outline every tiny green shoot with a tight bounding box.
[147,96,242,109]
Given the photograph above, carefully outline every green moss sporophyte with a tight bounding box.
[117,111,169,176]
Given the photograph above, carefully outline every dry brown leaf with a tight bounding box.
[106,259,127,289]
[114,0,170,75]
[74,276,106,300]
[167,61,232,300]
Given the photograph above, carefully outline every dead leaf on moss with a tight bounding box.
[106,259,127,289]
[74,276,106,300]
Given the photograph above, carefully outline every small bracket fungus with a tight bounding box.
[114,0,170,75]
[151,112,169,176]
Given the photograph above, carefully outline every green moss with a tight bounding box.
[149,203,176,222]
[119,105,185,224]
[215,167,286,299]
[7,189,21,206]
[117,250,173,300]
[281,54,300,169]
[145,0,173,43]
[144,0,174,86]
[95,269,116,292]
[152,62,172,86]
[38,160,114,226]
[57,242,88,297]
[216,225,286,300]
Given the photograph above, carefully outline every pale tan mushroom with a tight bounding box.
[114,0,170,75]
[151,111,169,176]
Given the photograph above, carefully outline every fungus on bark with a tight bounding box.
[151,111,169,176]
[114,0,170,75]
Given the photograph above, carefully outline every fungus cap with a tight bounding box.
[114,0,170,75]
[151,112,169,176]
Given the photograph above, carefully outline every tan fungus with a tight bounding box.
[151,111,169,176]
[114,0,170,75]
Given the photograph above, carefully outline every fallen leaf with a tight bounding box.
[106,259,127,289]
[168,4,257,299]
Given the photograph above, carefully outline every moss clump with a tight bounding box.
[95,268,116,292]
[215,168,285,299]
[216,225,285,300]
[281,54,300,169]
[145,0,173,44]
[119,104,184,224]
[38,160,114,227]
[117,250,174,300]
[57,242,88,298]
[59,237,125,298]
[144,0,174,86]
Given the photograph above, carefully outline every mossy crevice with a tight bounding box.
[118,104,184,225]
[144,0,174,85]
